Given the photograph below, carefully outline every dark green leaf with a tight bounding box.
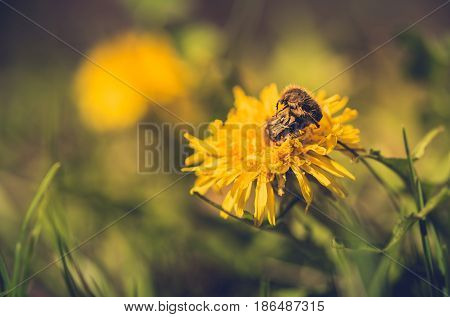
[365,150,412,183]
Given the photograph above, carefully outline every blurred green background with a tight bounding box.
[0,0,448,296]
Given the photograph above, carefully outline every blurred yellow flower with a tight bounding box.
[183,84,360,225]
[74,32,190,132]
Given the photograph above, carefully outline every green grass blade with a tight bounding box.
[403,128,436,296]
[259,277,271,297]
[368,255,392,296]
[19,163,61,238]
[442,244,449,295]
[416,187,449,219]
[330,186,447,253]
[50,213,97,297]
[428,223,449,295]
[0,252,10,292]
[56,235,80,297]
[402,128,418,200]
[9,162,61,296]
[383,186,448,251]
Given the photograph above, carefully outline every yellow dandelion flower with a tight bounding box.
[74,32,190,132]
[183,84,361,226]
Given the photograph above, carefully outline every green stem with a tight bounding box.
[338,141,401,211]
[403,128,435,296]
[193,193,311,251]
[417,181,435,295]
[419,220,435,295]
[277,196,300,221]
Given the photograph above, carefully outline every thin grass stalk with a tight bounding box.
[259,277,270,297]
[403,128,435,296]
[0,252,10,292]
[417,181,436,295]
